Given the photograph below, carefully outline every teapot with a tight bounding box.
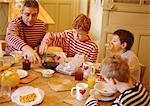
[0,70,20,88]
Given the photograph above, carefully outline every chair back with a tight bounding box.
[140,64,146,83]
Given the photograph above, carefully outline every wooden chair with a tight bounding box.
[140,64,146,83]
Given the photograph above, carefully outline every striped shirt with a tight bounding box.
[42,30,98,63]
[112,83,150,106]
[5,16,46,54]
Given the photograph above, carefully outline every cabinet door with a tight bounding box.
[39,0,79,32]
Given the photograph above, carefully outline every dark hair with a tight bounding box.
[21,0,39,13]
[113,29,134,51]
[72,14,91,33]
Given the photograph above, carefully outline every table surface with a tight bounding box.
[0,61,112,106]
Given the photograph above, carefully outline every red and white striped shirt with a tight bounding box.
[42,30,98,63]
[5,16,46,54]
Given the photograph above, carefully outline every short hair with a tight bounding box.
[113,29,134,51]
[101,55,130,82]
[72,14,91,33]
[21,0,39,13]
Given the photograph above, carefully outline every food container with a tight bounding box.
[41,53,59,70]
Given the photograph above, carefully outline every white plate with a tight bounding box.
[16,69,28,78]
[89,89,116,102]
[11,86,44,106]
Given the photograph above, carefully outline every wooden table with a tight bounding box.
[0,63,112,106]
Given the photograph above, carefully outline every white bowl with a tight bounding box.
[41,69,55,78]
[94,82,115,97]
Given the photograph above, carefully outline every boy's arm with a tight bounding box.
[39,31,66,54]
[88,45,98,63]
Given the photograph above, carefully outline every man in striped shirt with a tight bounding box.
[39,14,98,63]
[85,55,149,106]
[5,0,46,63]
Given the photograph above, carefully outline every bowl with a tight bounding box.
[42,62,59,70]
[94,82,115,97]
[41,69,55,78]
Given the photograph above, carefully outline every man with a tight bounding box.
[5,0,46,63]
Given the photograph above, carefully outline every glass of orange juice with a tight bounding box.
[88,75,96,89]
[3,57,11,70]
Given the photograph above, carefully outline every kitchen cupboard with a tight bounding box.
[38,0,80,32]
[89,0,150,90]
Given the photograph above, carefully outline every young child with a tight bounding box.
[85,55,149,106]
[39,14,98,63]
[105,29,140,82]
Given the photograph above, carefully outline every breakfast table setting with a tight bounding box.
[0,51,116,106]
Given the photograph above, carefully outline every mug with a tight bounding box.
[71,83,88,100]
[82,62,95,79]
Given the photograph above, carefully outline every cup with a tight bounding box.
[88,75,96,88]
[3,57,11,70]
[71,83,88,100]
[0,84,11,97]
[82,62,95,79]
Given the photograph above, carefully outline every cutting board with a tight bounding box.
[20,74,38,84]
[48,78,77,92]
[63,95,85,106]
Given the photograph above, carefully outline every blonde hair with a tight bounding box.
[72,14,91,33]
[101,55,130,82]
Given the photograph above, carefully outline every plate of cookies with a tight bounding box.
[11,86,44,106]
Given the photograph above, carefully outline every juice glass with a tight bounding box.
[88,75,96,88]
[3,57,11,70]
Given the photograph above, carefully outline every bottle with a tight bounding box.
[75,68,83,81]
[22,56,31,70]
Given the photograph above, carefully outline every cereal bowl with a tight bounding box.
[94,82,116,97]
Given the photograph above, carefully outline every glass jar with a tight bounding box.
[22,58,31,70]
[42,53,59,69]
[75,68,83,81]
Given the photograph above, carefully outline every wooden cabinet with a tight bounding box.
[39,0,79,32]
[97,0,150,90]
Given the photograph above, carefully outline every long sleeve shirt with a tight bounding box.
[5,16,46,54]
[121,50,140,82]
[42,29,98,63]
[112,83,150,106]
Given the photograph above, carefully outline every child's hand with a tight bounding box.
[39,44,48,55]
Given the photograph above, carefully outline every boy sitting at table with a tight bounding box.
[85,55,149,106]
[39,14,98,63]
[105,29,140,82]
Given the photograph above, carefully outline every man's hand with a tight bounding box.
[39,44,48,55]
[22,45,41,63]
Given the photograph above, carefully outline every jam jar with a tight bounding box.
[22,58,31,70]
[75,67,83,81]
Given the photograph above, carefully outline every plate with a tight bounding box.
[89,89,116,102]
[11,86,44,106]
[17,69,28,78]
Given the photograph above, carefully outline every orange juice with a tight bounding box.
[88,75,96,88]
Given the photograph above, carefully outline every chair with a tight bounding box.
[140,64,146,83]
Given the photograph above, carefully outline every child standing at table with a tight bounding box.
[85,55,149,106]
[39,14,98,63]
[105,29,140,82]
